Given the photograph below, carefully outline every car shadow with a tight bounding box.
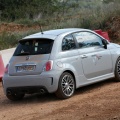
[75,78,115,95]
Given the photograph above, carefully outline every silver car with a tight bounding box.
[2,28,120,101]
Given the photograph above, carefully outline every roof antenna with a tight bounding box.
[39,25,44,34]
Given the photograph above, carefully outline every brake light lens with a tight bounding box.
[43,61,53,71]
[5,64,9,74]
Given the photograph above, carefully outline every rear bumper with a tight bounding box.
[2,70,61,95]
[6,86,48,95]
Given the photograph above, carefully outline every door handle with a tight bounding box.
[91,54,102,59]
[81,55,87,59]
[97,55,102,59]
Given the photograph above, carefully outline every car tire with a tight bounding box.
[6,92,25,101]
[55,72,75,99]
[115,57,120,82]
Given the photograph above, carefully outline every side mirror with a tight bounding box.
[102,39,108,49]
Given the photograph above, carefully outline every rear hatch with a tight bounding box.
[9,38,54,76]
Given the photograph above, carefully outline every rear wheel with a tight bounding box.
[6,92,25,101]
[55,72,75,99]
[115,57,120,82]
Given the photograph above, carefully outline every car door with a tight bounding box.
[73,31,113,79]
[60,34,84,77]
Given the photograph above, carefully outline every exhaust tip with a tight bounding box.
[7,90,12,95]
[40,89,45,94]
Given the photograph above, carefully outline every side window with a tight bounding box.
[62,34,76,51]
[73,32,103,49]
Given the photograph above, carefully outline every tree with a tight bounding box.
[102,0,120,4]
[0,0,59,21]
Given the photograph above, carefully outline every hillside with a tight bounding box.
[0,15,120,40]
[0,0,120,50]
[106,16,120,41]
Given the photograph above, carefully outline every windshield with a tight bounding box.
[14,39,54,56]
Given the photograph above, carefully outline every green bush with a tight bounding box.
[0,32,18,50]
[0,29,41,50]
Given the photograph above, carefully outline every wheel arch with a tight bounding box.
[62,70,76,89]
[114,56,120,72]
[114,56,120,82]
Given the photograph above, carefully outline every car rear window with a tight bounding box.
[13,39,54,56]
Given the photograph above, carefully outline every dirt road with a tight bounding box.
[0,79,120,120]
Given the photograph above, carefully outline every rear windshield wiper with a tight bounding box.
[16,52,30,56]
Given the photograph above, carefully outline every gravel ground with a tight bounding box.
[0,79,120,120]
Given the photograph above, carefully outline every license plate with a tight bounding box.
[16,65,36,72]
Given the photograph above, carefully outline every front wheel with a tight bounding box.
[115,57,120,82]
[55,72,75,99]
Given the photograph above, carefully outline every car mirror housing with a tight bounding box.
[102,39,108,49]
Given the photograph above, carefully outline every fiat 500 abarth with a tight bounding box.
[2,28,120,101]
